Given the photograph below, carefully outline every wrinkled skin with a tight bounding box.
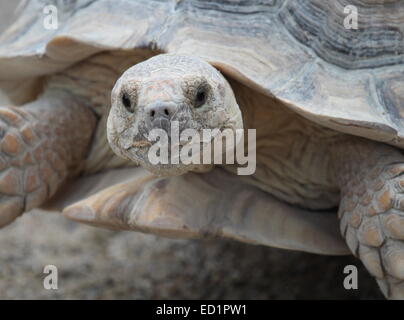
[107,54,243,176]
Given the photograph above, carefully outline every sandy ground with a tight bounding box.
[0,0,383,300]
[0,210,383,299]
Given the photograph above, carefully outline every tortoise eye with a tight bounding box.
[194,86,208,108]
[122,92,133,112]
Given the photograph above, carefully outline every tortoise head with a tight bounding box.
[107,54,243,176]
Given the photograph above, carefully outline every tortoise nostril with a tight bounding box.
[146,103,177,123]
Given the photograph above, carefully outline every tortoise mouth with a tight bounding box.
[128,137,208,173]
[126,123,246,178]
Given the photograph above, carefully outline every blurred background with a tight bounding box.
[0,0,383,299]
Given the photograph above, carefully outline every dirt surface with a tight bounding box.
[0,209,383,299]
[0,0,384,300]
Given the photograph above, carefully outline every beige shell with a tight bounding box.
[1,0,404,146]
[1,0,404,255]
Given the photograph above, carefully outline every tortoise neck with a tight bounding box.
[329,137,403,191]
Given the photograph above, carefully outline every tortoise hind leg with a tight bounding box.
[334,138,404,299]
[0,90,96,227]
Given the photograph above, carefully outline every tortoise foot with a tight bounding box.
[0,93,95,227]
[339,160,404,299]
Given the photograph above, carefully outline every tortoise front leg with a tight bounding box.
[0,90,96,227]
[334,138,404,299]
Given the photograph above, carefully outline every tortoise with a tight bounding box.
[1,0,404,299]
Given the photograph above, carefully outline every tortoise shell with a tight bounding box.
[0,0,403,148]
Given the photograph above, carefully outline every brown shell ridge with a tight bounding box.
[279,0,404,70]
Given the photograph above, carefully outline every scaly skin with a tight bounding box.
[0,90,96,227]
[333,137,404,299]
[107,54,243,177]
